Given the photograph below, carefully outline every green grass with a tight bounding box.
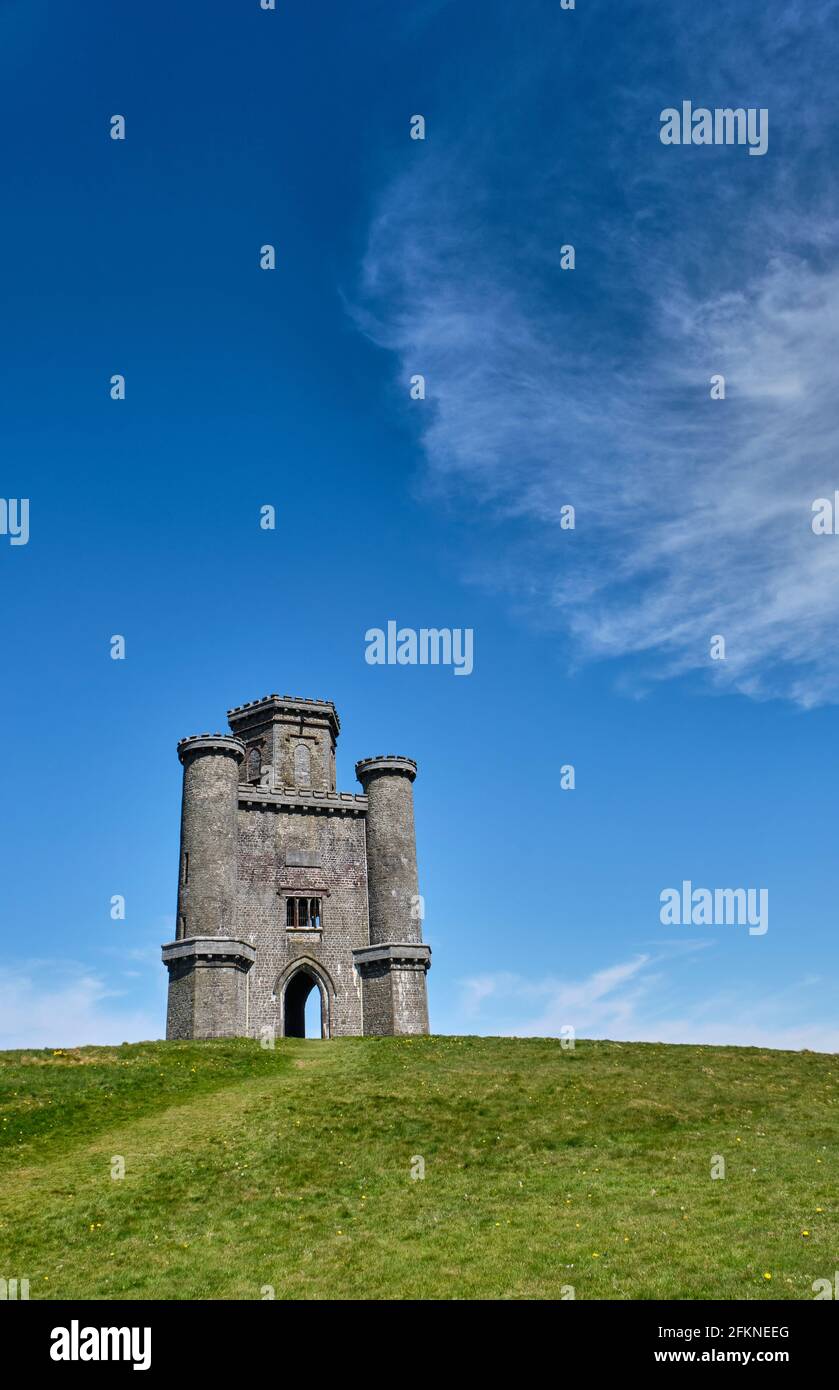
[0,1036,836,1300]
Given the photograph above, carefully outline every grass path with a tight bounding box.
[0,1036,836,1299]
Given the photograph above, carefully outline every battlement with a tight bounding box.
[177,733,245,764]
[227,694,340,735]
[239,787,368,816]
[355,755,417,782]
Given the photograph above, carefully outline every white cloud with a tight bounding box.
[354,18,839,708]
[456,953,839,1053]
[0,962,163,1050]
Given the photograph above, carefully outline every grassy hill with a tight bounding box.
[0,1036,835,1300]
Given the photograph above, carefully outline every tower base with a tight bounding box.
[353,943,431,1035]
[161,937,255,1040]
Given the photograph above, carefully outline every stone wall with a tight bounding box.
[235,802,369,1038]
[165,958,195,1039]
[352,945,431,1035]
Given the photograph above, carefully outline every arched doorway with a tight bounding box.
[282,967,325,1038]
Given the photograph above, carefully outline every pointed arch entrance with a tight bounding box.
[274,958,334,1038]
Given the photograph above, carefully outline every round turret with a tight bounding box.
[356,755,421,945]
[175,734,245,940]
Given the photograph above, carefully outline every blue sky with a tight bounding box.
[1,0,838,1050]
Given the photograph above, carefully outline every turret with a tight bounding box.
[174,734,244,940]
[356,756,421,943]
[227,694,339,791]
[162,733,255,1039]
[352,756,431,1035]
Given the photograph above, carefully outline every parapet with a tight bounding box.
[238,787,368,816]
[178,734,246,765]
[227,694,340,738]
[355,755,417,783]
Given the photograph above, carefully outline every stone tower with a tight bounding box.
[161,694,431,1040]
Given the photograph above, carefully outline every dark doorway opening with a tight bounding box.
[283,970,322,1038]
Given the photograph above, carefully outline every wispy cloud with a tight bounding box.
[457,952,839,1053]
[0,962,162,1050]
[355,5,839,706]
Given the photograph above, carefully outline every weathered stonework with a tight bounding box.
[161,694,431,1039]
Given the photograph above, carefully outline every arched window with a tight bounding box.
[246,746,261,782]
[293,743,311,786]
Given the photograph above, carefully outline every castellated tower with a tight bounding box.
[161,694,431,1040]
